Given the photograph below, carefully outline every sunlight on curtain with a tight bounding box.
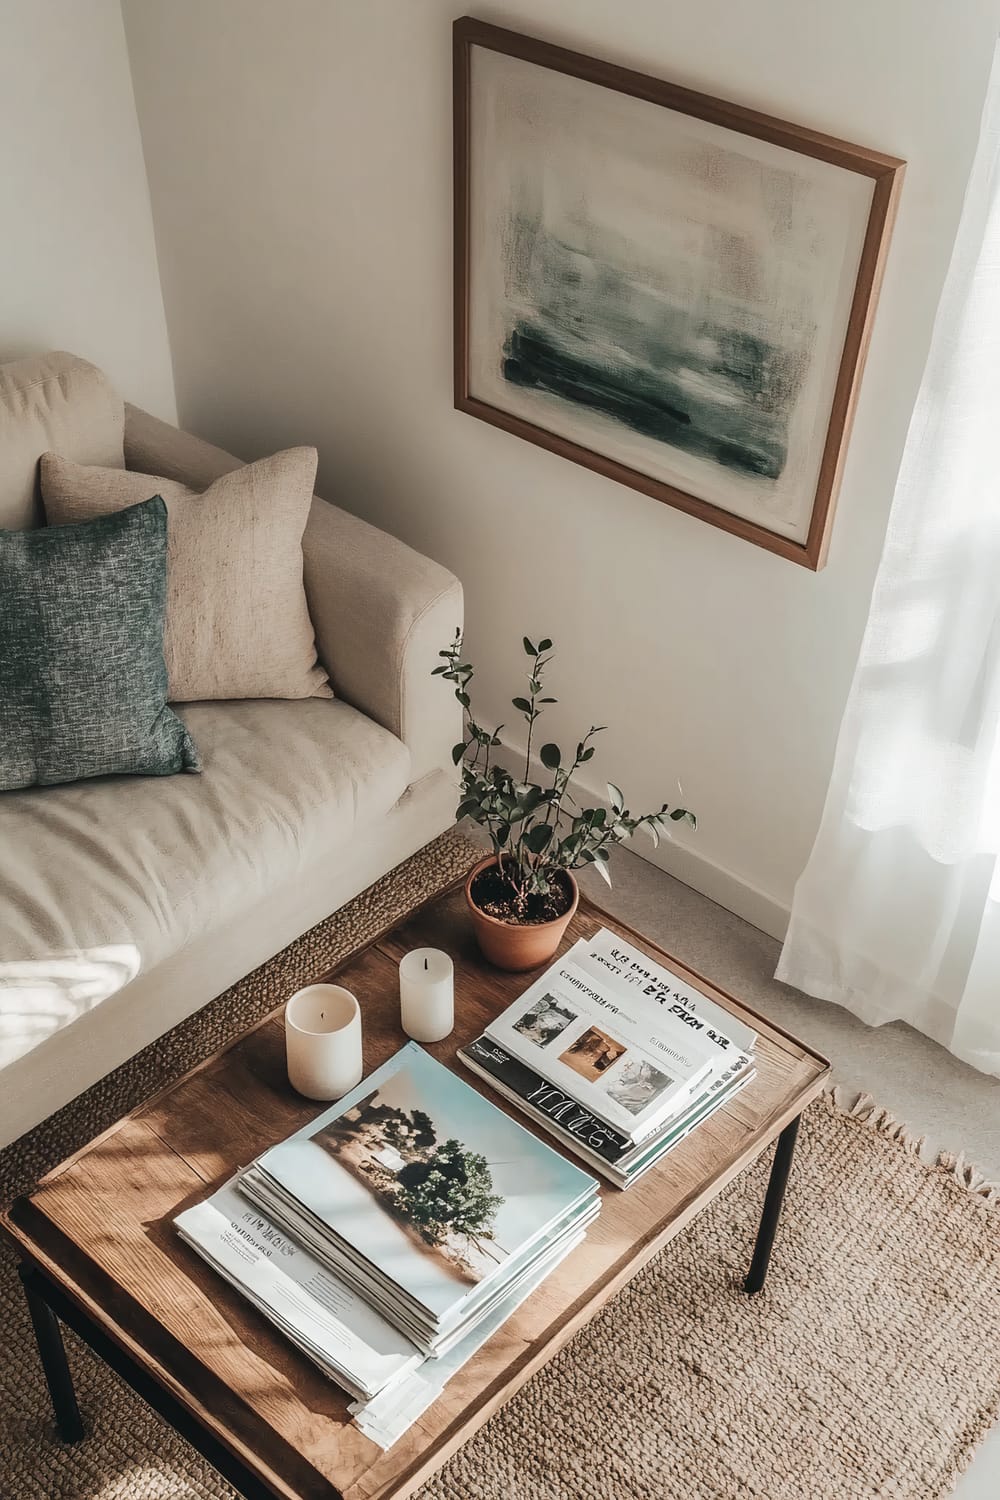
[776,45,1000,1078]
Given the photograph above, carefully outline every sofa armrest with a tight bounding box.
[124,404,464,782]
[302,497,464,782]
[125,402,244,487]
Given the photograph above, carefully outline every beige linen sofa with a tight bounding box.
[0,351,462,1148]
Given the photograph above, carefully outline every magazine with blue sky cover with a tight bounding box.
[255,1043,596,1321]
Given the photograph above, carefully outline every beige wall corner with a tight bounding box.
[0,0,176,419]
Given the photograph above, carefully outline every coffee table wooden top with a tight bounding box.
[3,884,829,1500]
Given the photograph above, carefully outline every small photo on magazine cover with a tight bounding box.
[559,1026,628,1082]
[513,993,577,1048]
[603,1057,674,1116]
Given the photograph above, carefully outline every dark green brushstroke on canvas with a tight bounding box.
[501,220,807,481]
[504,323,785,477]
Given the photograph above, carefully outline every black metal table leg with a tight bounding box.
[14,1265,275,1497]
[19,1266,86,1442]
[744,1113,801,1295]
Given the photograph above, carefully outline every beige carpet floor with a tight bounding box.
[1,831,998,1500]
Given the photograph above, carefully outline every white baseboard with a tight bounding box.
[619,825,791,942]
[484,736,792,943]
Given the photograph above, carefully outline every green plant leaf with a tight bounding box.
[607,782,625,812]
[524,823,553,853]
[519,786,543,815]
[663,808,697,829]
[540,696,557,704]
[451,743,466,765]
[512,696,532,713]
[538,638,553,652]
[593,856,613,888]
[523,636,536,655]
[540,742,562,770]
[581,746,595,761]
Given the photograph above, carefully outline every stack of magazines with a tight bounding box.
[175,1042,599,1448]
[459,928,756,1188]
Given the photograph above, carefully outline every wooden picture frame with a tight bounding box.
[453,17,904,569]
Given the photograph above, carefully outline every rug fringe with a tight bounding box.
[936,1151,1000,1206]
[824,1087,1000,1208]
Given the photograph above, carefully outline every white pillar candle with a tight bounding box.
[285,984,363,1101]
[399,948,454,1043]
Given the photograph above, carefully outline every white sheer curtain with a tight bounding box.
[776,46,1000,1079]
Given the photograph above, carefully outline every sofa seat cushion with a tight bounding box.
[0,699,411,1071]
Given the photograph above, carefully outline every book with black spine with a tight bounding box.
[459,928,757,1185]
[576,928,758,1054]
[486,955,720,1141]
[459,1035,754,1186]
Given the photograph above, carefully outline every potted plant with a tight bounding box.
[434,632,695,971]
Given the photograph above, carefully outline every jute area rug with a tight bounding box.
[1,832,998,1500]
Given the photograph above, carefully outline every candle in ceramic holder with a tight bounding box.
[284,983,363,1101]
[399,948,454,1043]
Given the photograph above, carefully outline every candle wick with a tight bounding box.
[424,958,429,970]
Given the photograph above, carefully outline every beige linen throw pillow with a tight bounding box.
[41,447,331,702]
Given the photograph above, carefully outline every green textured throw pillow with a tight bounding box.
[0,496,199,789]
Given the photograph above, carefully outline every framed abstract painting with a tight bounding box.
[453,18,904,568]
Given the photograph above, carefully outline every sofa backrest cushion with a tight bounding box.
[0,495,199,788]
[0,351,124,529]
[41,447,333,703]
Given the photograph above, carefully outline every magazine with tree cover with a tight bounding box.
[252,1044,596,1324]
[486,957,721,1138]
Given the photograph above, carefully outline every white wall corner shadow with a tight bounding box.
[489,737,791,942]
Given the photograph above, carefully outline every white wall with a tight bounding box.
[121,0,998,934]
[0,0,175,418]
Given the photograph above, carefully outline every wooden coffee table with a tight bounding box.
[3,883,828,1500]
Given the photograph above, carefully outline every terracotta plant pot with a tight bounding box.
[464,856,579,972]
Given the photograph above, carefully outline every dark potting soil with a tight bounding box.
[470,864,575,926]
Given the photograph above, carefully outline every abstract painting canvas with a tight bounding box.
[454,19,904,568]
